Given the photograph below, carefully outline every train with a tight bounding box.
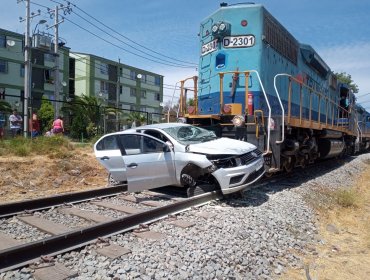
[177,2,370,174]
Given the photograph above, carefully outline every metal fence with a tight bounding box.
[1,93,178,138]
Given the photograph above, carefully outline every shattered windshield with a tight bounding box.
[163,125,218,145]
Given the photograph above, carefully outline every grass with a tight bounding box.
[0,136,77,158]
[334,189,360,208]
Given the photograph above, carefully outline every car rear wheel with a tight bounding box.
[108,173,126,187]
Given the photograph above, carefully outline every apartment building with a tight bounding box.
[0,28,69,113]
[70,52,164,126]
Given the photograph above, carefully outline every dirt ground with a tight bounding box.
[0,146,109,203]
[283,167,370,280]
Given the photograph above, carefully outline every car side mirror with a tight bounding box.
[163,142,173,152]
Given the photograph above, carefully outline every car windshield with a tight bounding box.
[163,125,217,145]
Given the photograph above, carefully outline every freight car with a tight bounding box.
[178,2,370,174]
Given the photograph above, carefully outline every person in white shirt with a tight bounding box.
[9,109,22,137]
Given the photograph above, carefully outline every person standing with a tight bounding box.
[52,116,64,135]
[9,109,22,137]
[0,111,5,139]
[29,112,40,138]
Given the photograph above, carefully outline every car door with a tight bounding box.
[118,133,177,192]
[94,134,127,182]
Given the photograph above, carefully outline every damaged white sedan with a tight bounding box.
[94,123,265,196]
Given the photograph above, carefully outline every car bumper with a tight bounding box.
[212,158,265,194]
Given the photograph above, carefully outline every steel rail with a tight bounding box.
[0,186,127,218]
[0,190,223,273]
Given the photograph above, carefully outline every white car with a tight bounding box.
[94,123,265,195]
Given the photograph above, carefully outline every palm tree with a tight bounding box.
[62,94,103,126]
[127,111,147,127]
[0,100,12,113]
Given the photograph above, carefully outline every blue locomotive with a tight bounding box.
[179,2,370,173]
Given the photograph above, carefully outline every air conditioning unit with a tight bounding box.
[32,34,52,49]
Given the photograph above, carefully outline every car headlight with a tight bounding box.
[206,154,242,168]
[219,22,226,32]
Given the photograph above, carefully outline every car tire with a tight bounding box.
[187,184,217,197]
[108,173,126,187]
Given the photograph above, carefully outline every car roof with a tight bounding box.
[105,122,191,136]
[133,122,190,130]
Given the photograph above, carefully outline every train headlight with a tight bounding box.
[232,115,245,127]
[211,24,219,34]
[219,22,226,32]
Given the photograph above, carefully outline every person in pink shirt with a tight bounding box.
[52,116,64,135]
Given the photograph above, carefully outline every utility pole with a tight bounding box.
[47,3,71,118]
[23,0,31,138]
[19,0,41,137]
[54,5,59,118]
[116,58,121,131]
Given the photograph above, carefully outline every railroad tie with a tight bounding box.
[58,207,114,223]
[91,201,143,214]
[17,215,71,235]
[0,232,23,251]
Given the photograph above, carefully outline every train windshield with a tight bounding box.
[163,125,218,145]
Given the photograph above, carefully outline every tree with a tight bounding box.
[38,98,54,132]
[127,111,147,127]
[70,110,89,139]
[335,72,359,93]
[62,94,102,126]
[0,100,12,113]
[62,94,103,138]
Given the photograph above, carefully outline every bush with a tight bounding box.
[335,189,359,208]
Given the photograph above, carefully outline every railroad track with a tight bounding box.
[0,188,223,274]
[0,156,353,275]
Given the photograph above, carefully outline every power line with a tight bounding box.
[58,0,197,66]
[64,17,195,68]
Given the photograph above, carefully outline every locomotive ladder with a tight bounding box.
[218,70,273,155]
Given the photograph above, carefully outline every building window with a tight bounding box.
[44,53,55,62]
[100,63,109,75]
[0,59,8,73]
[44,69,54,83]
[130,70,136,80]
[0,88,5,99]
[130,104,137,111]
[154,92,161,101]
[20,64,25,77]
[0,35,5,48]
[154,76,161,86]
[141,90,146,98]
[130,88,136,97]
[100,81,109,93]
[119,85,123,94]
[141,74,147,83]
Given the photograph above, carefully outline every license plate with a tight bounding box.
[223,35,255,48]
[201,39,218,56]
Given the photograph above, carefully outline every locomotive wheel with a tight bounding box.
[283,157,295,173]
[187,184,218,197]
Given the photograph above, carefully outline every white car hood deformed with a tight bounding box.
[187,138,256,155]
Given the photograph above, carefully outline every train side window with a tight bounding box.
[216,53,226,69]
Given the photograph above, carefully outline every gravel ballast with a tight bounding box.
[1,153,369,279]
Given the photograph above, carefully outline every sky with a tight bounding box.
[1,0,370,110]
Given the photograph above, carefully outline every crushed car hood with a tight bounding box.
[187,138,256,155]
